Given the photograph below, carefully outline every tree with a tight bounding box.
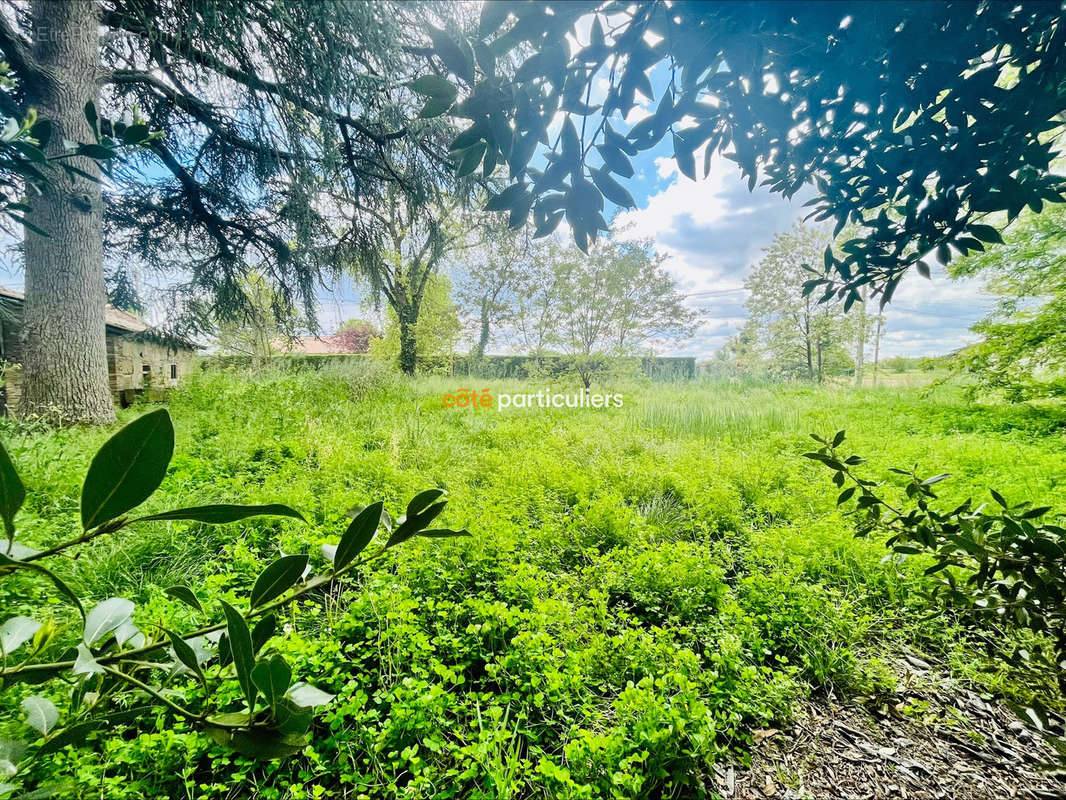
[369,272,462,374]
[333,319,380,354]
[426,2,1066,307]
[743,224,855,382]
[214,275,302,367]
[343,189,466,375]
[0,0,455,422]
[531,238,698,387]
[453,218,535,360]
[948,203,1066,400]
[512,243,565,355]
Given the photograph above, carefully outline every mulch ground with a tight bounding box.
[713,658,1066,799]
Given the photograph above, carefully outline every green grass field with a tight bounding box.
[3,364,1065,798]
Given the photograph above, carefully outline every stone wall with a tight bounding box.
[1,327,196,414]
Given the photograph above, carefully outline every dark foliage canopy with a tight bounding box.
[425,0,1066,307]
[0,0,460,330]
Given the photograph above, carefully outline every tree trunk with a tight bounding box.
[872,317,883,388]
[21,0,114,424]
[816,342,824,383]
[854,291,867,388]
[804,315,813,380]
[398,304,418,376]
[474,297,490,361]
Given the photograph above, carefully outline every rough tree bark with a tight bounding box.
[21,0,114,424]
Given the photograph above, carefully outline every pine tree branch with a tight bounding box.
[0,12,46,101]
[100,10,408,146]
[108,69,305,164]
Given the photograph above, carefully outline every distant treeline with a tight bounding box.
[205,353,698,381]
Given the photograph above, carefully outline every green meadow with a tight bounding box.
[3,365,1064,798]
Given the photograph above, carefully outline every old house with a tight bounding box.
[0,287,198,412]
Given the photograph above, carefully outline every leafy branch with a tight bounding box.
[805,430,1066,760]
[0,409,470,791]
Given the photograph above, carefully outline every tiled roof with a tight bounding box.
[275,334,357,354]
[1,285,155,334]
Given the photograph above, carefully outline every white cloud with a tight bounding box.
[610,155,996,360]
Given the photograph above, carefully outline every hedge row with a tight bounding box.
[203,353,697,381]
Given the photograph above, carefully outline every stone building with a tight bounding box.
[0,286,198,412]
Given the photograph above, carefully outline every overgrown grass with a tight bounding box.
[3,364,1065,799]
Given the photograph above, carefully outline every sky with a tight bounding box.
[0,21,1000,362]
[310,91,999,362]
[604,140,997,360]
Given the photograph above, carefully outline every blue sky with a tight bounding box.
[602,136,997,360]
[314,98,998,361]
[0,44,998,360]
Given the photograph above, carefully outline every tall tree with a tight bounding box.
[340,188,465,375]
[532,238,698,387]
[213,274,302,366]
[427,2,1065,305]
[743,224,855,382]
[369,272,461,373]
[16,1,112,422]
[0,0,453,422]
[453,218,534,360]
[948,203,1066,400]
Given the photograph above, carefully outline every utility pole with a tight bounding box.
[854,287,867,387]
[872,316,883,388]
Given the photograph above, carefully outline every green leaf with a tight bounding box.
[81,409,175,530]
[836,488,856,505]
[968,223,1003,244]
[133,503,306,525]
[72,643,103,676]
[163,585,203,613]
[83,597,134,645]
[76,143,115,160]
[406,490,444,519]
[221,601,257,711]
[83,101,98,138]
[427,26,475,84]
[1021,506,1052,519]
[0,615,40,655]
[990,489,1008,508]
[204,724,307,760]
[672,133,697,181]
[0,440,25,539]
[249,555,308,608]
[30,118,53,150]
[456,142,487,177]
[251,654,292,709]
[831,431,846,447]
[272,696,313,734]
[120,123,149,145]
[409,76,458,100]
[251,614,276,655]
[165,628,206,686]
[419,95,454,119]
[386,501,446,548]
[590,168,636,208]
[478,1,510,36]
[37,720,103,755]
[595,144,634,178]
[334,501,382,570]
[418,528,472,539]
[920,473,950,486]
[0,553,84,618]
[22,696,58,735]
[286,682,335,708]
